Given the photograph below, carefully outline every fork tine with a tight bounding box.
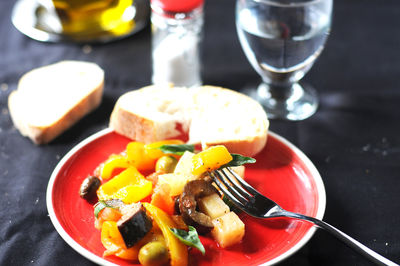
[219,169,252,199]
[224,167,280,211]
[210,171,247,209]
[225,167,259,196]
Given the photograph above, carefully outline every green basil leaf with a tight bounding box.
[157,144,195,155]
[221,153,256,168]
[94,200,112,218]
[169,226,205,255]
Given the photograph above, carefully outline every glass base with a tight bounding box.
[245,82,318,121]
[11,0,149,43]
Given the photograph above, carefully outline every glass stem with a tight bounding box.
[258,82,295,102]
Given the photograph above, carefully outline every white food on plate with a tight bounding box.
[109,84,269,156]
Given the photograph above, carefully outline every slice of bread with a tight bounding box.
[109,84,269,157]
[109,84,191,144]
[8,60,104,145]
[188,85,269,156]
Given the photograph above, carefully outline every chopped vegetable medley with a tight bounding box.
[79,140,255,265]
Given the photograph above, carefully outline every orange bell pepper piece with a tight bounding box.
[143,203,188,266]
[191,145,233,176]
[95,207,123,230]
[101,221,140,260]
[150,183,175,215]
[97,167,152,204]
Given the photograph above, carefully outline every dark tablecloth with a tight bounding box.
[0,0,399,265]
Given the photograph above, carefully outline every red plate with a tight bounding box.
[46,128,325,266]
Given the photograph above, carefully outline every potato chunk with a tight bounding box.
[157,173,196,197]
[198,193,230,219]
[173,151,199,179]
[211,212,245,248]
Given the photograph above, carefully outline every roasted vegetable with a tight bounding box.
[79,175,101,201]
[211,212,245,248]
[157,173,195,197]
[198,193,230,219]
[95,206,122,230]
[101,221,141,260]
[86,140,250,263]
[97,167,152,204]
[138,241,169,266]
[150,183,175,215]
[126,142,157,171]
[126,140,184,171]
[155,155,178,174]
[143,203,188,266]
[117,203,153,248]
[179,180,218,234]
[100,155,130,180]
[191,146,233,176]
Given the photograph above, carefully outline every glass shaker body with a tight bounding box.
[151,5,203,87]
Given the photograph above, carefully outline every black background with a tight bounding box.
[0,0,399,265]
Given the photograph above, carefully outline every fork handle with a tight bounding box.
[280,210,399,266]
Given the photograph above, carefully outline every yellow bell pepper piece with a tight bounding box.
[126,140,184,171]
[97,167,152,204]
[143,203,188,266]
[191,145,233,176]
[144,139,185,159]
[126,142,157,171]
[100,154,130,180]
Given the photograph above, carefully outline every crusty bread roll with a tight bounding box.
[109,85,191,144]
[109,84,269,157]
[188,85,269,156]
[8,61,104,145]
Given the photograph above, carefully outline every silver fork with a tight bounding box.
[211,168,398,266]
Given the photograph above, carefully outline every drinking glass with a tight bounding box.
[236,0,332,120]
[11,0,149,43]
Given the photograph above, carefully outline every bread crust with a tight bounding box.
[109,85,269,157]
[9,82,103,145]
[201,134,267,158]
[8,61,104,145]
[109,104,158,143]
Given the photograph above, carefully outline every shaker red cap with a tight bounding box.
[151,0,204,13]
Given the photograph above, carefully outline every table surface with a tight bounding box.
[1,0,400,265]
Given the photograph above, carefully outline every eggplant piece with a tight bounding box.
[179,180,218,234]
[117,203,152,248]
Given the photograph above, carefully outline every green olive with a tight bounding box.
[138,241,169,266]
[155,156,178,174]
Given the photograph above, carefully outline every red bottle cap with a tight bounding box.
[151,0,204,13]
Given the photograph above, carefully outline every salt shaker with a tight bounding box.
[151,0,204,87]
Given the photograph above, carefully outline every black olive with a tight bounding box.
[79,175,101,201]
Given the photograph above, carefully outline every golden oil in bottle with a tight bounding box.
[51,0,136,38]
